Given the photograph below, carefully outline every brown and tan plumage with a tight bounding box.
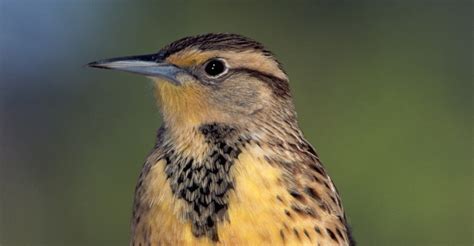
[89,33,355,245]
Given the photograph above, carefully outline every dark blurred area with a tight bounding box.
[0,0,472,245]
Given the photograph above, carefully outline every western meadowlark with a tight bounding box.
[89,33,355,246]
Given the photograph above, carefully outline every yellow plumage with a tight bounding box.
[132,142,347,245]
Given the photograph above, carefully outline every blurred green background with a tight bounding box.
[0,0,472,245]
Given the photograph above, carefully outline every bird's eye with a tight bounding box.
[204,59,226,77]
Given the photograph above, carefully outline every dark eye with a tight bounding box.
[204,59,226,77]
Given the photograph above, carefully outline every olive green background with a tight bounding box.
[0,0,472,245]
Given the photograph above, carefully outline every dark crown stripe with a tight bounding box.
[160,33,271,56]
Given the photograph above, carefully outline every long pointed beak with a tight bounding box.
[88,53,184,85]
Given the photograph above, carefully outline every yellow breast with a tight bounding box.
[131,144,340,246]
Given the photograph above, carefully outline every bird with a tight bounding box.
[89,33,355,246]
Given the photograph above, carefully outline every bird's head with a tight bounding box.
[89,33,296,134]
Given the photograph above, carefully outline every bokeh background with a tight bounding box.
[0,0,472,245]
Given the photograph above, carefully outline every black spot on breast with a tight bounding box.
[206,216,214,227]
[291,204,318,218]
[304,186,322,202]
[338,215,344,223]
[336,228,344,240]
[330,195,337,204]
[310,163,326,176]
[318,203,329,212]
[163,123,248,241]
[302,141,319,157]
[199,123,236,142]
[304,229,311,240]
[276,195,284,203]
[312,175,323,184]
[293,228,300,240]
[326,228,338,242]
[314,226,322,235]
[288,189,305,202]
